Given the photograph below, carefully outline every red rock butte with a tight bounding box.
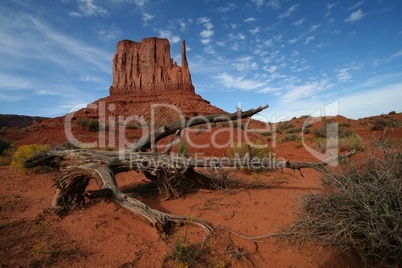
[110,37,194,94]
[78,37,225,123]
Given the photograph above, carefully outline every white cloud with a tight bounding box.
[143,13,155,22]
[158,30,180,44]
[267,0,280,9]
[345,9,366,23]
[348,1,364,11]
[281,79,332,103]
[215,3,236,13]
[338,83,402,119]
[249,26,261,34]
[293,17,305,26]
[244,17,257,22]
[309,24,320,32]
[304,35,315,45]
[198,17,214,45]
[97,25,122,40]
[252,0,264,9]
[69,0,108,17]
[391,50,402,58]
[279,4,299,19]
[215,72,266,90]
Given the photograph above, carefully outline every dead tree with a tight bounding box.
[25,106,270,234]
[24,104,356,235]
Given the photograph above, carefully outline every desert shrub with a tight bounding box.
[370,119,388,131]
[176,139,190,157]
[279,134,301,143]
[283,127,302,134]
[339,122,351,128]
[0,139,11,155]
[10,144,50,172]
[370,119,400,131]
[313,126,327,138]
[276,122,295,133]
[388,111,396,115]
[227,141,271,159]
[314,133,364,152]
[0,127,7,135]
[77,118,104,132]
[291,142,402,266]
[302,127,311,134]
[126,122,142,129]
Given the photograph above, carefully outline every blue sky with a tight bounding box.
[1,0,401,121]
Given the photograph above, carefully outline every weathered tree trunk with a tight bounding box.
[25,106,269,234]
[24,105,356,234]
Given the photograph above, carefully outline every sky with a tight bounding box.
[0,0,402,121]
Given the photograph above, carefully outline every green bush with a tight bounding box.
[291,142,402,266]
[10,144,50,172]
[388,111,396,115]
[0,139,11,155]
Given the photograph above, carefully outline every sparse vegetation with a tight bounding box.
[291,141,402,266]
[0,139,11,155]
[126,122,142,129]
[314,133,364,152]
[227,141,271,159]
[279,134,301,143]
[369,118,400,131]
[163,226,204,267]
[276,122,295,134]
[77,118,109,132]
[177,139,190,157]
[10,144,50,172]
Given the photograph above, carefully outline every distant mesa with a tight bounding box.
[110,37,195,95]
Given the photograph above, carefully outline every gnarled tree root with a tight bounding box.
[52,164,213,235]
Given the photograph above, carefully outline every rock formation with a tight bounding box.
[110,37,194,95]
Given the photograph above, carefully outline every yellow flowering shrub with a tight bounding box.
[10,144,50,172]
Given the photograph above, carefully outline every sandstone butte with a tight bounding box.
[73,37,225,124]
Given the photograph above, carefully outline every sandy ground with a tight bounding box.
[1,112,401,267]
[0,162,357,267]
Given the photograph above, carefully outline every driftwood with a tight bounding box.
[24,105,356,235]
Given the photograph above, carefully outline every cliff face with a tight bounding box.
[110,37,194,95]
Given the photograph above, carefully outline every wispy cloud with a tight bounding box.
[69,0,108,17]
[97,25,122,40]
[336,64,362,82]
[345,9,366,23]
[215,3,237,13]
[293,17,305,26]
[198,17,214,45]
[348,1,365,11]
[267,0,280,9]
[279,4,299,19]
[158,30,180,44]
[304,35,315,45]
[143,12,155,23]
[249,26,261,34]
[215,72,266,91]
[244,17,257,23]
[281,79,332,103]
[391,50,402,58]
[251,0,264,9]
